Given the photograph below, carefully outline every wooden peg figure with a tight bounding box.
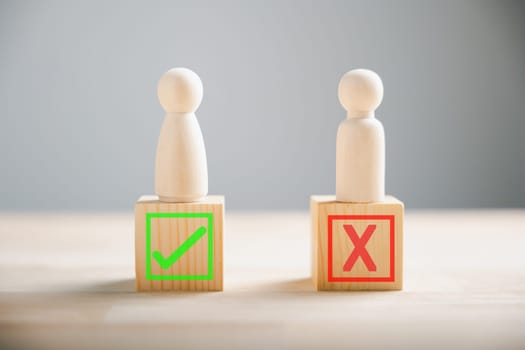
[336,69,385,203]
[155,67,208,202]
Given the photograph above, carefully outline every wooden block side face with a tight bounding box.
[311,196,403,291]
[135,197,224,291]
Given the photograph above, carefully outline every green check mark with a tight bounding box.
[152,226,207,269]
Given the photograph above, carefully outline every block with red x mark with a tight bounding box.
[328,215,395,282]
[310,195,403,290]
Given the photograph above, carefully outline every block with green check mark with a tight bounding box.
[135,195,224,291]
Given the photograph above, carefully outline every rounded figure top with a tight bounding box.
[157,67,203,113]
[338,69,383,117]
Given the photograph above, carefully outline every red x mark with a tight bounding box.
[343,224,377,272]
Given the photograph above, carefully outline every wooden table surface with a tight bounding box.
[0,211,524,350]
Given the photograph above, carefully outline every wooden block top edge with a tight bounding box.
[310,195,403,206]
[137,195,225,204]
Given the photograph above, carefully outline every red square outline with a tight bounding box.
[327,215,395,282]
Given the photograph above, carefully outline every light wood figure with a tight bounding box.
[312,69,404,291]
[135,68,224,291]
[156,68,207,202]
[336,69,384,203]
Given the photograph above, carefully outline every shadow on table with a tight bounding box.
[242,277,404,299]
[86,278,136,293]
[250,277,315,293]
[84,278,315,293]
[69,277,316,295]
[68,277,403,296]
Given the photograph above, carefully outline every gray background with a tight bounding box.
[1,0,524,211]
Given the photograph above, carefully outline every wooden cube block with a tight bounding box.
[311,195,403,291]
[135,195,224,291]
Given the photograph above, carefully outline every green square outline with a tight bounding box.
[145,212,214,280]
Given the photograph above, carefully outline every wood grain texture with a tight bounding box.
[135,195,223,291]
[311,195,403,290]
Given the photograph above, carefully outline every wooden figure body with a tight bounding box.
[336,69,385,203]
[155,68,208,203]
